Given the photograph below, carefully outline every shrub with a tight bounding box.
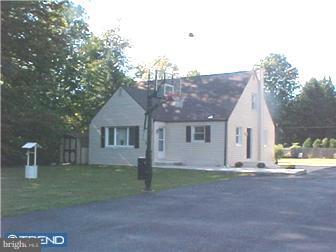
[274,144,284,164]
[290,142,301,150]
[302,137,312,148]
[329,138,336,148]
[290,143,301,158]
[313,139,321,148]
[321,138,329,148]
[257,162,266,168]
[234,162,243,168]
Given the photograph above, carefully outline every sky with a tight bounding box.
[74,0,336,83]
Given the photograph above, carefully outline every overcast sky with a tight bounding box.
[74,0,335,83]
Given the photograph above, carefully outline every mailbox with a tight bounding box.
[137,157,146,180]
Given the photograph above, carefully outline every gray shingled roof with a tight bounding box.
[124,71,252,122]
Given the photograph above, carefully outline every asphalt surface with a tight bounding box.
[2,167,336,252]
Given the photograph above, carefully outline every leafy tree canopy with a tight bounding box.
[261,53,300,123]
[1,1,132,165]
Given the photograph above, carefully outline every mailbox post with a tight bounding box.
[22,142,41,179]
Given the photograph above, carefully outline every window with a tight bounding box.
[235,127,242,145]
[116,127,127,145]
[106,127,132,147]
[193,126,205,141]
[164,84,174,95]
[186,125,211,143]
[251,93,257,110]
[158,128,164,151]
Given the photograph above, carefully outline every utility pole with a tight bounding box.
[144,72,154,191]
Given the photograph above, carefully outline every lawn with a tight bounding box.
[1,165,235,217]
[278,158,336,166]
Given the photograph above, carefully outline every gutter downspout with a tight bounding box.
[224,120,228,166]
[253,68,264,161]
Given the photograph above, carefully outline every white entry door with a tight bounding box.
[157,128,165,159]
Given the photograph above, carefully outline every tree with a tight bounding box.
[321,138,329,148]
[1,1,133,165]
[329,138,336,148]
[186,69,200,78]
[287,78,336,143]
[302,137,312,148]
[274,144,284,164]
[77,29,134,131]
[260,54,299,123]
[135,56,178,80]
[1,1,90,165]
[313,139,321,148]
[260,54,300,144]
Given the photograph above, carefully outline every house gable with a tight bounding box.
[227,72,275,166]
[89,87,146,166]
[90,87,145,126]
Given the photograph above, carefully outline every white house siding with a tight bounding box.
[227,74,275,166]
[89,87,146,166]
[160,121,226,166]
[260,96,275,163]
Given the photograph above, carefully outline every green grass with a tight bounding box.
[278,158,336,166]
[1,165,235,217]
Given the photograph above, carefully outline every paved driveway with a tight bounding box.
[2,168,336,252]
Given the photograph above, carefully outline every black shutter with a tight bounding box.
[186,126,191,142]
[205,125,211,143]
[101,127,105,148]
[128,126,140,148]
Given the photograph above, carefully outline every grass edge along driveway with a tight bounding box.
[2,165,236,217]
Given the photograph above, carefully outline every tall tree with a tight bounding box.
[284,77,336,143]
[260,54,300,143]
[261,54,299,121]
[1,1,89,165]
[77,29,134,130]
[1,2,134,165]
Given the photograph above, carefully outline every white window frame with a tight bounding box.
[192,126,205,142]
[157,128,165,152]
[251,93,257,110]
[164,84,174,95]
[235,127,242,146]
[105,127,134,148]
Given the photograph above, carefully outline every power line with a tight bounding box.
[281,126,336,129]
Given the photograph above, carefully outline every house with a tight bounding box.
[89,70,275,167]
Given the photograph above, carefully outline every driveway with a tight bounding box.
[2,167,336,252]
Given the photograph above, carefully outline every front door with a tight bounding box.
[246,128,252,159]
[157,128,165,159]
